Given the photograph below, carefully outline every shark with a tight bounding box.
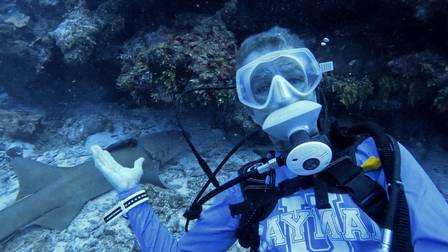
[0,130,187,243]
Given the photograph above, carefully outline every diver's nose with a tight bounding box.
[270,75,296,104]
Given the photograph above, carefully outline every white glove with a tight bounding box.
[91,145,144,192]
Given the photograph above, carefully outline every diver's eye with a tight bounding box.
[253,83,270,94]
[251,78,271,104]
[283,67,306,90]
[287,76,305,86]
[288,77,305,83]
[250,64,274,104]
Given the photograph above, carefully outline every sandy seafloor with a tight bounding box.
[0,100,447,252]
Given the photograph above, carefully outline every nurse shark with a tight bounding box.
[0,131,187,243]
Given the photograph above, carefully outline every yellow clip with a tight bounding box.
[361,156,382,172]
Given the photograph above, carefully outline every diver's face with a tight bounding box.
[236,48,322,126]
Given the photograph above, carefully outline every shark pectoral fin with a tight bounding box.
[137,131,188,189]
[139,131,187,164]
[11,158,74,200]
[141,159,167,188]
[32,196,86,230]
[109,144,167,188]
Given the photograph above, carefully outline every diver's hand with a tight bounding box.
[90,145,144,192]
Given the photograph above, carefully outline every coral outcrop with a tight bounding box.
[325,75,374,109]
[381,51,448,112]
[0,0,447,129]
[117,14,237,110]
[0,109,43,140]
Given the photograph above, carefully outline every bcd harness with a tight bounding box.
[182,122,413,252]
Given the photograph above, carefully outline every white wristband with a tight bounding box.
[103,190,149,224]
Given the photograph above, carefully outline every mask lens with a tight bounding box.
[250,62,273,104]
[250,57,307,104]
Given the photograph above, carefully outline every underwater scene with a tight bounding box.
[1,0,447,251]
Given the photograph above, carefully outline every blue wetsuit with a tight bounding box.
[119,138,448,251]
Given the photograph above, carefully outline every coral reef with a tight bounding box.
[0,109,43,140]
[380,50,448,112]
[325,75,374,109]
[116,34,190,105]
[4,12,29,28]
[50,0,126,65]
[0,0,447,129]
[60,114,113,144]
[50,6,101,65]
[434,87,448,112]
[117,14,237,110]
[0,0,229,105]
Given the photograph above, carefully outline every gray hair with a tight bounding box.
[236,27,305,68]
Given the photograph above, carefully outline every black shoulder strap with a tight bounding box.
[324,156,389,226]
[230,158,319,251]
[230,159,277,251]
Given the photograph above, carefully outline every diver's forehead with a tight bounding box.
[243,47,291,65]
[243,49,284,66]
[239,48,312,72]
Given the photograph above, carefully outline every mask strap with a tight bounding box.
[319,61,334,73]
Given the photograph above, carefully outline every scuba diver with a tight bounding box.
[91,27,448,252]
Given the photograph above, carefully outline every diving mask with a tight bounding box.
[236,48,333,110]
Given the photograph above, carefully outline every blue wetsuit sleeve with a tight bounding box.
[117,184,242,252]
[118,186,179,251]
[356,138,448,250]
[398,143,448,250]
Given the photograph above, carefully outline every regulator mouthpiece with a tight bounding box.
[262,101,332,176]
[262,101,321,140]
[286,131,332,176]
